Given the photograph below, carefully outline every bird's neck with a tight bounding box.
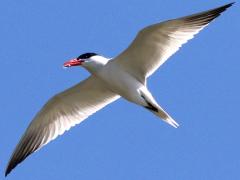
[84,56,109,75]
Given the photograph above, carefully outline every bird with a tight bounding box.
[5,2,234,176]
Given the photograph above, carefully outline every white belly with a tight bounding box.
[97,62,144,103]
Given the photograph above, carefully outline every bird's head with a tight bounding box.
[63,52,108,73]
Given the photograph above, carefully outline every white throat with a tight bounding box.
[82,55,109,74]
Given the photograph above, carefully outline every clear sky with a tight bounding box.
[1,0,239,179]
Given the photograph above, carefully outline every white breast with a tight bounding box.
[97,61,144,103]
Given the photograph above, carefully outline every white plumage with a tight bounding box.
[5,3,233,176]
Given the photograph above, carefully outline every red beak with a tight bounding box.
[63,58,83,67]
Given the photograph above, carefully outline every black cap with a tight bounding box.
[77,53,98,60]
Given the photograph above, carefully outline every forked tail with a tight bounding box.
[140,90,179,128]
[151,106,179,128]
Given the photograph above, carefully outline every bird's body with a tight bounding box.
[99,61,144,103]
[5,3,234,176]
[98,60,175,125]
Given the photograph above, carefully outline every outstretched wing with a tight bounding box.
[114,3,233,83]
[6,76,119,176]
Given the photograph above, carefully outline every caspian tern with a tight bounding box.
[5,3,234,176]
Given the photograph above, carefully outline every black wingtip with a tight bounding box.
[213,2,235,15]
[228,2,235,6]
[222,2,235,9]
[206,2,235,15]
[183,2,235,26]
[5,167,11,177]
[5,162,15,177]
[5,154,20,177]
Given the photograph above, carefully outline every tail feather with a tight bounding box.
[152,106,179,128]
[139,88,179,128]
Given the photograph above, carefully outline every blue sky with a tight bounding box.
[1,0,239,179]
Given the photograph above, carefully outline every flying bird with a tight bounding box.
[5,3,234,176]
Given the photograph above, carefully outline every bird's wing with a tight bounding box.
[5,76,119,176]
[113,3,233,84]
